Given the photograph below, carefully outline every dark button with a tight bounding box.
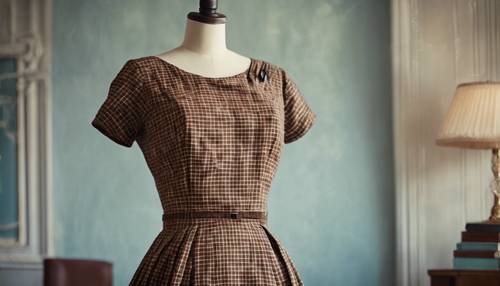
[230,212,239,219]
[258,69,268,82]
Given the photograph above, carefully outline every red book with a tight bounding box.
[454,250,500,258]
[462,231,500,242]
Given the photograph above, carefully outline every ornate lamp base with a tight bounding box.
[487,149,500,224]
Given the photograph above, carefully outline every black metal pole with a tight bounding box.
[200,0,217,16]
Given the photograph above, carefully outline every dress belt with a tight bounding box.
[162,211,267,221]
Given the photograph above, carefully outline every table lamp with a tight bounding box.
[437,81,500,224]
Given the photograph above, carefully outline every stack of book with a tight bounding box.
[454,223,500,269]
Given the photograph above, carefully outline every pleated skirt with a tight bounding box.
[128,217,304,286]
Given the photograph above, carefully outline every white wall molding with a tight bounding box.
[0,0,52,272]
[392,0,414,284]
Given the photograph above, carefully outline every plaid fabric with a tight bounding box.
[91,56,316,285]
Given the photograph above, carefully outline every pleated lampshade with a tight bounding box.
[436,81,500,149]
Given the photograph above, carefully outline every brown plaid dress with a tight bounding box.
[91,56,316,285]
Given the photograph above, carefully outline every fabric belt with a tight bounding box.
[162,211,267,221]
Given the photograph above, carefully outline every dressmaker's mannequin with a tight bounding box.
[155,12,250,78]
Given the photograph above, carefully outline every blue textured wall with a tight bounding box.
[52,0,394,285]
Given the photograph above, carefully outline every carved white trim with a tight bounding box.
[0,0,52,268]
[392,0,417,284]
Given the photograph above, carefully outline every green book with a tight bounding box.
[453,257,500,269]
[457,242,500,251]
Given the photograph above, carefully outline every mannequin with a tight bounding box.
[92,2,315,284]
[155,1,250,78]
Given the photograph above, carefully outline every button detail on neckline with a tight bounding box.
[258,69,268,82]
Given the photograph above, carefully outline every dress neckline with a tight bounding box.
[151,56,255,81]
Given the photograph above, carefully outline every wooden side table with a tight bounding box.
[429,269,500,286]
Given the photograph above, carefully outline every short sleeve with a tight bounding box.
[91,60,147,147]
[281,68,317,144]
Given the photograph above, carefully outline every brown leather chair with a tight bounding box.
[43,258,113,286]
